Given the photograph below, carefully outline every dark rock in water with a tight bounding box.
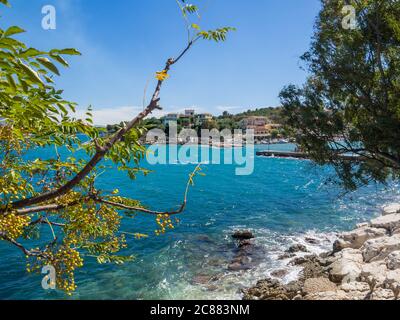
[197,235,213,243]
[305,237,319,245]
[238,240,253,248]
[286,244,308,253]
[228,262,251,271]
[278,252,296,260]
[232,231,255,241]
[289,255,317,266]
[271,269,289,278]
[192,274,219,285]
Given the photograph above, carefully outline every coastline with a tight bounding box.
[242,203,400,300]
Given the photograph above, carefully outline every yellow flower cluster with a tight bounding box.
[155,70,169,81]
[155,214,175,236]
[0,213,31,239]
[53,246,84,294]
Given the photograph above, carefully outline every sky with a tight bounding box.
[1,0,321,125]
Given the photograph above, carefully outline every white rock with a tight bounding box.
[386,251,400,270]
[386,269,400,283]
[370,214,400,232]
[362,234,400,262]
[340,281,369,293]
[329,249,363,284]
[356,222,370,229]
[360,261,388,285]
[382,203,400,216]
[339,227,386,249]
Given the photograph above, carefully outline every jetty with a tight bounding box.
[256,150,364,162]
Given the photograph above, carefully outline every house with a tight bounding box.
[162,113,180,126]
[195,113,213,126]
[241,116,282,138]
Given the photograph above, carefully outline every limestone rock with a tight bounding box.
[339,227,386,250]
[362,234,400,262]
[386,251,400,270]
[360,261,388,286]
[329,249,363,284]
[304,290,350,300]
[370,214,400,232]
[340,281,369,293]
[382,203,400,216]
[303,278,337,295]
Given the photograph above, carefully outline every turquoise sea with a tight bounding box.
[0,144,399,300]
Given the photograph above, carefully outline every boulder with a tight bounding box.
[303,278,337,295]
[271,269,289,279]
[304,290,351,300]
[278,252,296,260]
[305,237,319,245]
[386,251,400,270]
[370,214,400,232]
[362,234,400,262]
[336,227,387,250]
[286,244,308,253]
[232,231,254,240]
[382,203,400,216]
[329,249,363,284]
[340,281,369,293]
[360,261,388,286]
[242,278,300,300]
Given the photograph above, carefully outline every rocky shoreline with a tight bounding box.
[242,203,400,300]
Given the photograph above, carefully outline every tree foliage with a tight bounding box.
[0,0,233,294]
[280,0,400,190]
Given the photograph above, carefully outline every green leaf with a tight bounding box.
[50,54,69,67]
[4,26,25,37]
[6,74,17,92]
[191,23,200,30]
[19,48,45,58]
[0,0,10,7]
[19,62,44,86]
[53,48,82,56]
[37,57,60,76]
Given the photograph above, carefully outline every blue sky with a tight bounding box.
[1,0,321,125]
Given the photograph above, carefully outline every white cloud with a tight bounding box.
[75,106,166,126]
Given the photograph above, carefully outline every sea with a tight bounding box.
[0,144,398,299]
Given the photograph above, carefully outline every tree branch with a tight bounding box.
[3,41,197,214]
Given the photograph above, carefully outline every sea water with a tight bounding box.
[0,144,398,299]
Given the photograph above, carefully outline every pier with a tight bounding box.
[256,150,364,162]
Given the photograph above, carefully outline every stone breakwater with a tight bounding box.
[242,203,400,300]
